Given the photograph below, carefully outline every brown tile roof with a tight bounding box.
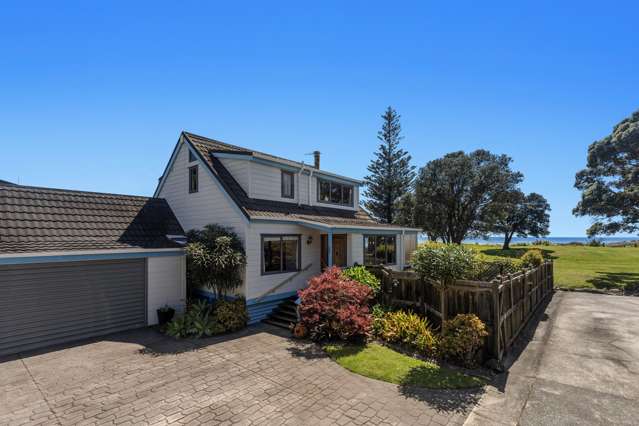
[183,131,320,172]
[0,183,185,254]
[183,132,409,230]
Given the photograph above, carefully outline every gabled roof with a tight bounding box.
[182,132,417,231]
[183,131,363,184]
[0,182,185,254]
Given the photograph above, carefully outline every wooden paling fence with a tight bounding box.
[369,261,554,361]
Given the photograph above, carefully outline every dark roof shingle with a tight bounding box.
[183,133,408,229]
[0,183,185,254]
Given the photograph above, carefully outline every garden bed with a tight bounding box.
[323,342,486,389]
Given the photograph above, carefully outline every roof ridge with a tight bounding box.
[182,131,253,153]
[0,183,166,201]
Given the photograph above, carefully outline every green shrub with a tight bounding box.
[587,239,605,247]
[470,254,524,281]
[342,266,381,295]
[165,297,248,338]
[371,304,390,336]
[412,244,476,288]
[186,224,246,298]
[532,239,552,246]
[440,314,488,368]
[214,297,248,332]
[520,249,544,268]
[377,310,438,357]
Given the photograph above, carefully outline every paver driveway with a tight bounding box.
[1,324,481,425]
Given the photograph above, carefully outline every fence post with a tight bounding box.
[440,287,447,325]
[491,278,501,361]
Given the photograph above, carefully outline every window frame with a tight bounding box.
[281,170,295,199]
[188,165,198,193]
[261,234,302,275]
[316,178,354,207]
[188,150,197,163]
[363,234,397,266]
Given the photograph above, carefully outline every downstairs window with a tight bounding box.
[364,235,397,265]
[262,235,301,274]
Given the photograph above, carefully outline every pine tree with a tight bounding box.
[364,107,416,223]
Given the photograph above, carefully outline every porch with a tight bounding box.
[245,221,419,323]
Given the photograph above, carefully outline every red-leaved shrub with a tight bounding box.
[298,267,373,341]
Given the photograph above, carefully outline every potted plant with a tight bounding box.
[157,305,175,326]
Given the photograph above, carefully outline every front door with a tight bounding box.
[321,234,347,269]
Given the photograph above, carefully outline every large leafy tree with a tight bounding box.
[491,191,551,249]
[414,150,523,244]
[364,107,416,224]
[394,192,416,227]
[573,110,639,236]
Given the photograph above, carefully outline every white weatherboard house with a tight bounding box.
[155,132,420,323]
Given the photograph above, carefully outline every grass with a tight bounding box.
[471,244,639,291]
[323,342,485,389]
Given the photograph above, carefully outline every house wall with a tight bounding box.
[229,158,359,211]
[219,157,250,194]
[404,233,418,264]
[147,255,187,325]
[347,233,364,266]
[158,142,247,241]
[244,222,321,301]
[348,232,417,271]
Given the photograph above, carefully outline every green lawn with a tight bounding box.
[323,343,485,389]
[471,244,639,291]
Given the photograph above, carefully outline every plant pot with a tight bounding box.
[157,307,175,326]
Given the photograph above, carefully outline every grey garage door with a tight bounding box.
[0,258,146,356]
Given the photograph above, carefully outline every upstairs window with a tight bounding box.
[262,235,300,274]
[364,235,396,265]
[188,165,198,193]
[281,170,294,199]
[318,178,354,206]
[188,150,197,163]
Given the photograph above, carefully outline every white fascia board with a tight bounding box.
[0,247,184,260]
[251,217,420,233]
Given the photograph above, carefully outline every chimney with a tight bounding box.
[313,151,321,169]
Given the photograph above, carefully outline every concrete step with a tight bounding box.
[263,318,294,329]
[270,311,297,322]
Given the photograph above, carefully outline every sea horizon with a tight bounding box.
[417,235,638,245]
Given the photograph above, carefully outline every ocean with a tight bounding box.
[417,235,637,245]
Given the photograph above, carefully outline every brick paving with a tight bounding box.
[0,324,482,425]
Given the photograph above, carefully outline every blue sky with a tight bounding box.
[1,1,637,236]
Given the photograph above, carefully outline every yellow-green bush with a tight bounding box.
[520,249,544,268]
[440,314,488,368]
[377,310,438,357]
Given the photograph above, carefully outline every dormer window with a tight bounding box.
[281,170,294,199]
[318,178,353,206]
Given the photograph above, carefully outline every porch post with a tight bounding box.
[327,231,333,267]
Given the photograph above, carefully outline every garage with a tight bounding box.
[0,182,187,357]
[0,259,147,356]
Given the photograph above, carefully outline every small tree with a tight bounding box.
[491,191,551,249]
[412,244,476,288]
[573,109,639,236]
[364,107,416,224]
[185,224,246,298]
[412,244,476,323]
